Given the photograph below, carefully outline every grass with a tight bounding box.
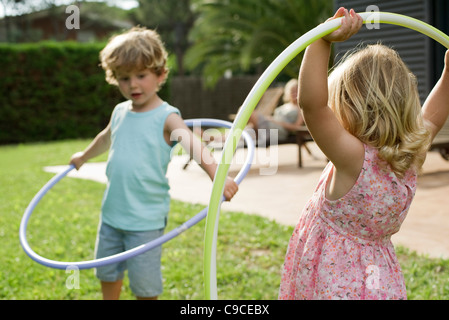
[1,139,448,300]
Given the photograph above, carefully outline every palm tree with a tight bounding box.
[186,0,333,87]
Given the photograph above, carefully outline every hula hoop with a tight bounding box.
[204,12,449,299]
[19,119,255,270]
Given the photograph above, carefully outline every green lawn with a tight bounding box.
[0,140,448,300]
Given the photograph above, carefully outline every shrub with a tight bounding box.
[0,41,170,144]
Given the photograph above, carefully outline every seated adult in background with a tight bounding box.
[248,79,305,145]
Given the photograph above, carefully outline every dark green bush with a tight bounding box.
[0,42,170,144]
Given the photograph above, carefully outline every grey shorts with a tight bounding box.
[94,222,164,298]
[257,114,289,142]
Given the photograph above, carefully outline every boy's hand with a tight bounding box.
[70,152,86,170]
[223,177,239,201]
[323,8,363,44]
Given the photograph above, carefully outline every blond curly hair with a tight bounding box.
[100,26,169,87]
[328,44,430,177]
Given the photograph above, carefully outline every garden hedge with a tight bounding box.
[0,42,170,144]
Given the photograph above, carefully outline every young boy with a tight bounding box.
[70,27,238,300]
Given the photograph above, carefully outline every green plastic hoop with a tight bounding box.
[204,12,449,300]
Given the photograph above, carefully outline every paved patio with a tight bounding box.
[45,143,449,259]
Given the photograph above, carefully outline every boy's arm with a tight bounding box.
[422,50,449,142]
[70,122,111,170]
[165,113,238,201]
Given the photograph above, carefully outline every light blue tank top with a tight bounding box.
[101,100,180,231]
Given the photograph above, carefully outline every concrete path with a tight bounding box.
[45,143,449,259]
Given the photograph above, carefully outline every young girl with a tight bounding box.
[70,27,238,300]
[279,8,449,300]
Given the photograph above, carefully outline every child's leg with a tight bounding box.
[125,229,164,300]
[101,280,123,300]
[94,223,126,299]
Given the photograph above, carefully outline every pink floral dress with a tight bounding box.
[278,144,416,300]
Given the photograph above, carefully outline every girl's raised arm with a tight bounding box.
[422,50,449,142]
[299,9,364,172]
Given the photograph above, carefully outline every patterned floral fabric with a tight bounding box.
[279,144,416,300]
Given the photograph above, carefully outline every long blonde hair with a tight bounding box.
[100,26,169,86]
[328,44,430,177]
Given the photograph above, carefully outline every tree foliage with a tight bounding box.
[186,0,333,86]
[131,0,197,75]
